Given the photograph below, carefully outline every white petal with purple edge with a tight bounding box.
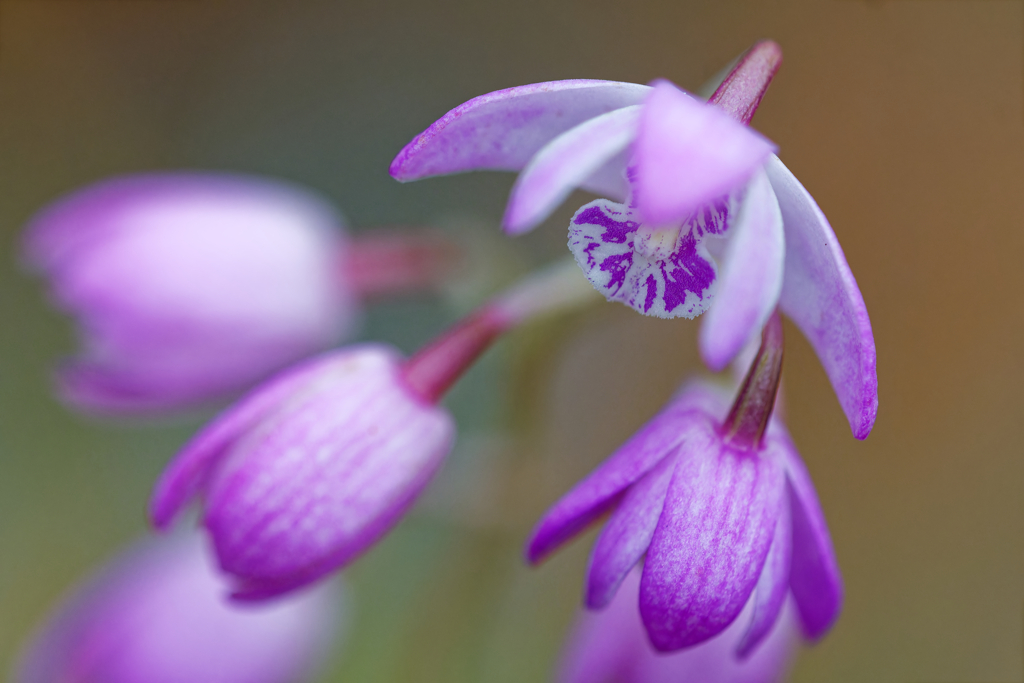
[503,105,641,234]
[699,169,785,372]
[390,80,650,181]
[633,80,776,225]
[764,154,878,439]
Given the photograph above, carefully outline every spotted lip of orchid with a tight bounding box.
[390,42,878,440]
[149,344,456,600]
[15,534,339,683]
[526,317,843,655]
[22,172,355,416]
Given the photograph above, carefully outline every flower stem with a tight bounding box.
[342,229,461,299]
[400,259,598,404]
[722,311,784,447]
[708,40,783,126]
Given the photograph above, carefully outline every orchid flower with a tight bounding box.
[23,172,457,416]
[390,41,877,440]
[527,314,842,653]
[150,260,599,599]
[15,534,339,683]
[558,568,799,683]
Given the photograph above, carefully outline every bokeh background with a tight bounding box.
[1,0,1022,681]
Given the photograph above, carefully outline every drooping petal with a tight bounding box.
[699,169,785,372]
[764,154,877,439]
[526,409,711,564]
[736,491,791,658]
[640,421,784,651]
[203,346,455,598]
[568,198,730,319]
[390,80,650,182]
[774,428,843,639]
[585,454,677,610]
[633,80,776,226]
[149,353,340,530]
[503,106,641,235]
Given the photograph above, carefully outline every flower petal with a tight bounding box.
[526,409,711,565]
[764,154,877,439]
[633,80,776,226]
[735,489,791,658]
[699,169,785,372]
[390,80,650,182]
[775,428,843,639]
[503,105,641,235]
[585,453,677,609]
[148,353,353,530]
[640,421,784,651]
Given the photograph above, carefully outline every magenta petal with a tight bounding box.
[526,409,709,564]
[149,354,338,530]
[640,422,785,651]
[736,492,791,659]
[503,105,641,235]
[633,80,776,226]
[764,154,878,439]
[777,431,843,639]
[585,453,677,609]
[390,80,650,182]
[699,170,784,372]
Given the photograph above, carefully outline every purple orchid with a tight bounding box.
[527,314,843,654]
[23,173,457,416]
[390,41,877,440]
[150,260,598,599]
[15,534,339,683]
[558,568,798,683]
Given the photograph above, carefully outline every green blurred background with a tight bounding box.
[1,0,1023,681]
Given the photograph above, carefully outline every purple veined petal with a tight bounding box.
[764,154,878,439]
[526,409,712,565]
[503,105,641,235]
[585,453,678,610]
[633,80,776,226]
[736,486,791,659]
[390,80,651,182]
[202,347,455,597]
[699,169,785,372]
[775,429,843,639]
[640,421,785,651]
[149,352,345,530]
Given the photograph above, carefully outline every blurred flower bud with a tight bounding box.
[15,534,341,683]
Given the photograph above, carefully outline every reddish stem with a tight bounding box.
[342,229,461,300]
[708,40,783,125]
[722,312,784,448]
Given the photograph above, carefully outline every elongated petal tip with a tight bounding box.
[634,80,776,226]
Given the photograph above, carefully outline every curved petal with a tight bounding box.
[585,453,677,609]
[764,154,877,439]
[390,80,650,181]
[526,409,711,565]
[775,429,843,639]
[503,106,641,235]
[633,80,776,225]
[736,491,791,658]
[148,352,349,530]
[699,169,785,371]
[640,421,784,651]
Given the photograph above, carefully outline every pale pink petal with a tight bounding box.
[764,154,877,439]
[633,80,776,225]
[736,492,791,658]
[390,80,650,181]
[699,169,785,371]
[640,420,785,651]
[503,106,641,235]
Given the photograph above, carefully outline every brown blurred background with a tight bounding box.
[1,0,1022,681]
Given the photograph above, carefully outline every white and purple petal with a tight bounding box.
[699,169,785,372]
[390,80,650,182]
[764,154,877,439]
[640,420,785,651]
[735,492,791,659]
